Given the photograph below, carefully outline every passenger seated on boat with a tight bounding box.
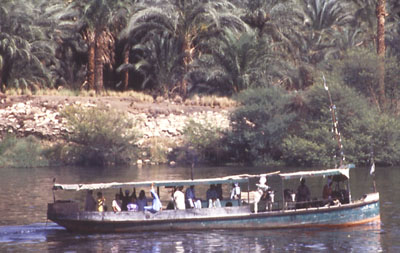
[185,185,202,209]
[85,190,96,211]
[112,194,122,212]
[230,183,241,200]
[136,190,148,211]
[96,192,107,212]
[127,202,138,211]
[284,189,295,202]
[284,189,296,209]
[174,186,186,210]
[331,189,349,204]
[254,176,271,213]
[166,187,176,210]
[119,188,136,211]
[206,184,221,208]
[144,186,162,213]
[296,178,310,209]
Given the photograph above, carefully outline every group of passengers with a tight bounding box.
[84,177,340,213]
[84,185,162,213]
[84,190,105,212]
[171,185,203,210]
[171,184,224,210]
[84,183,242,213]
[254,175,340,212]
[283,176,343,209]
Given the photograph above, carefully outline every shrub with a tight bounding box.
[182,118,226,164]
[227,86,297,164]
[141,137,176,165]
[328,48,400,112]
[60,105,141,166]
[367,114,400,166]
[0,134,49,168]
[281,81,400,166]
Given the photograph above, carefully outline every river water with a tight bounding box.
[0,165,398,252]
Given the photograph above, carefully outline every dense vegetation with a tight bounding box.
[1,0,400,167]
[58,105,141,166]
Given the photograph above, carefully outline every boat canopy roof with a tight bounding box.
[53,172,268,191]
[52,171,280,191]
[279,164,354,180]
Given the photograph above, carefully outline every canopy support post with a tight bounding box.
[52,178,56,203]
[282,180,285,210]
[347,180,352,203]
[247,180,250,206]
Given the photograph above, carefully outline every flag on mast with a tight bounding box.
[370,162,375,175]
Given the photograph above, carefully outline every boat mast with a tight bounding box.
[323,75,345,168]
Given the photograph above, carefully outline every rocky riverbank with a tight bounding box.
[0,95,231,147]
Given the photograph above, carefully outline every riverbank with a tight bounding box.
[0,94,232,165]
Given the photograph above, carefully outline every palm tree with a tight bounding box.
[187,29,277,94]
[58,0,133,93]
[120,0,247,96]
[279,0,355,88]
[0,0,57,90]
[117,30,186,95]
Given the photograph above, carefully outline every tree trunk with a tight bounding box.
[1,58,12,89]
[94,29,104,94]
[376,0,386,110]
[123,45,130,91]
[181,36,193,98]
[86,31,95,90]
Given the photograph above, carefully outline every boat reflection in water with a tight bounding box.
[48,164,380,233]
[40,222,382,253]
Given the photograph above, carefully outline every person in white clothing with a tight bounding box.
[112,194,122,212]
[230,183,241,200]
[254,176,271,213]
[173,186,186,210]
[185,185,202,208]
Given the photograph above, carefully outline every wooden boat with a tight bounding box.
[47,164,380,233]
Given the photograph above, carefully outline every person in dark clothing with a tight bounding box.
[136,190,148,211]
[119,188,136,211]
[216,184,223,200]
[296,178,311,209]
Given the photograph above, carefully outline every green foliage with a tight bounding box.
[227,86,296,164]
[124,32,186,95]
[282,133,332,166]
[328,48,400,111]
[60,105,141,166]
[0,0,59,90]
[368,114,400,166]
[302,0,354,31]
[0,134,49,168]
[183,118,225,164]
[188,28,283,95]
[141,137,177,165]
[280,80,400,166]
[120,0,248,96]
